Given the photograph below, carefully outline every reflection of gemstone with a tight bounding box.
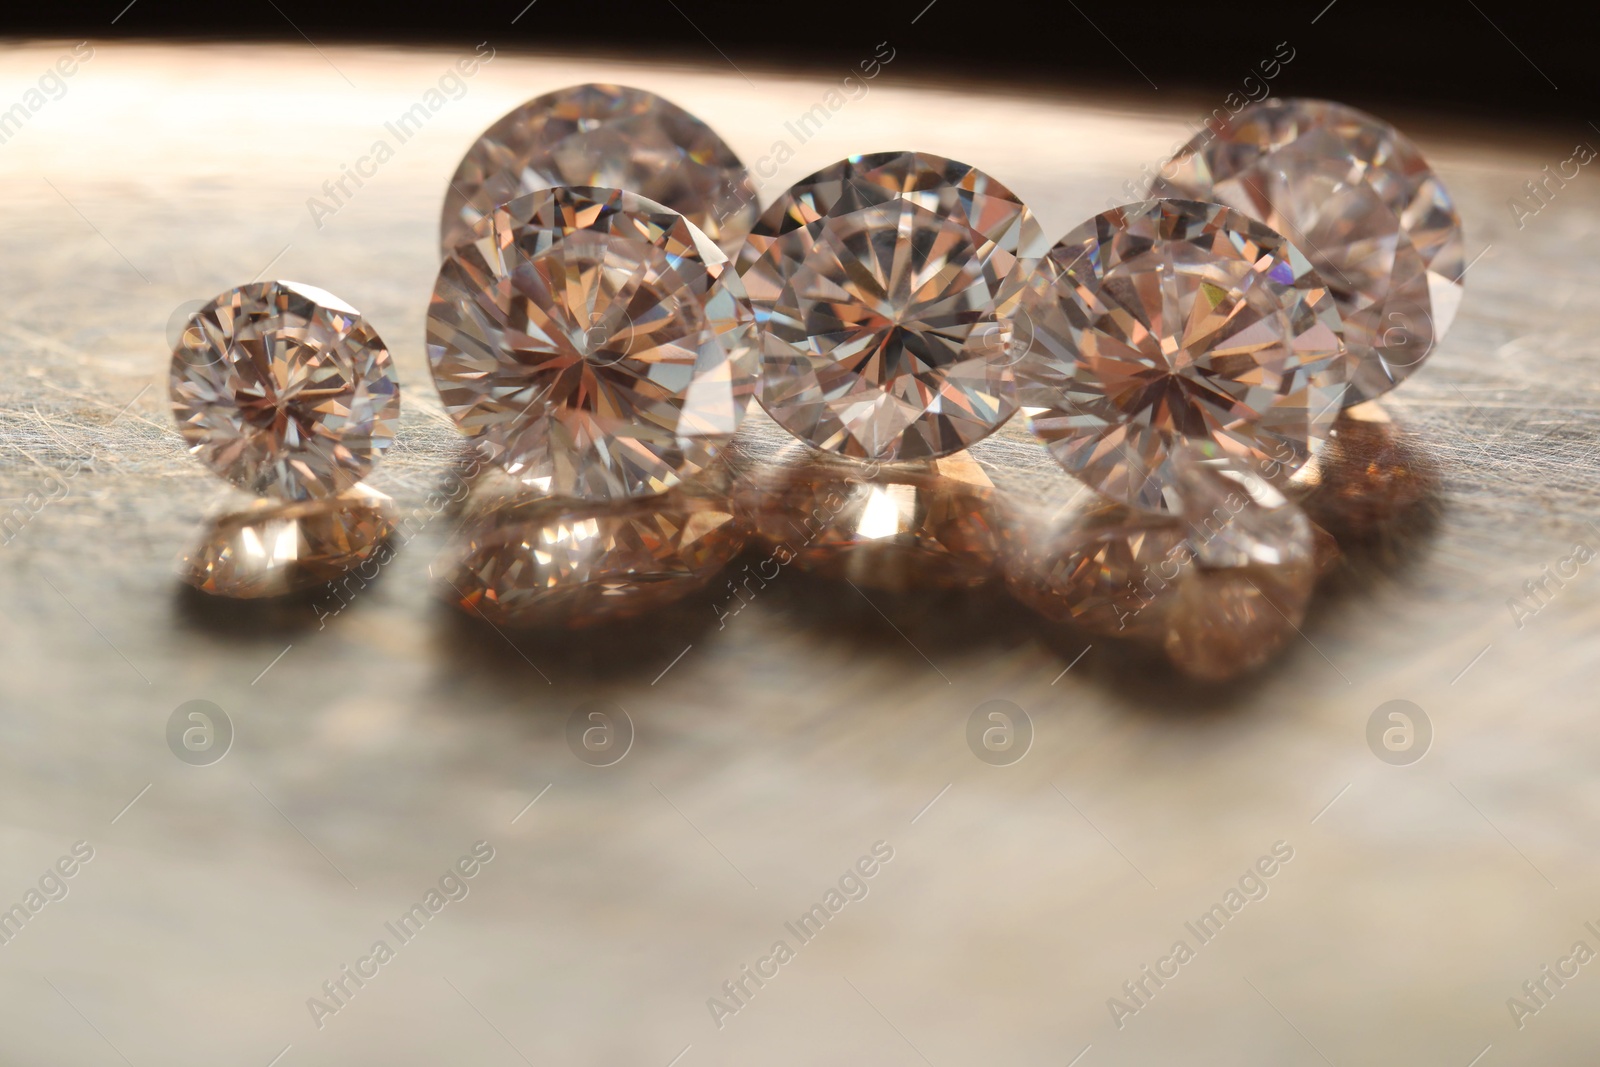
[1164,457,1317,681]
[1298,401,1436,541]
[428,187,759,501]
[440,83,758,255]
[1014,199,1349,512]
[436,488,744,627]
[1006,455,1316,680]
[170,281,400,501]
[1152,98,1464,405]
[737,448,1003,591]
[1004,499,1187,639]
[737,151,1047,460]
[179,485,394,598]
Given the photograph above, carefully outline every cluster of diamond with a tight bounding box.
[169,85,1462,673]
[423,89,1462,517]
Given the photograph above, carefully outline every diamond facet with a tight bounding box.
[179,485,395,598]
[1151,98,1464,405]
[428,187,759,501]
[737,152,1047,460]
[441,83,759,256]
[169,281,400,501]
[437,489,744,627]
[1014,199,1350,512]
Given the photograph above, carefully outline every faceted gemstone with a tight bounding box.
[738,448,1004,591]
[441,83,758,256]
[436,488,744,627]
[179,485,394,598]
[736,152,1047,460]
[1151,98,1465,405]
[428,187,759,501]
[170,281,400,500]
[1013,199,1350,513]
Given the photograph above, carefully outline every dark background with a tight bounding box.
[5,0,1593,125]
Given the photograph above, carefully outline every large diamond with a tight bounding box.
[736,152,1047,461]
[1151,98,1464,405]
[1013,199,1349,512]
[441,83,758,256]
[428,187,759,501]
[169,281,400,500]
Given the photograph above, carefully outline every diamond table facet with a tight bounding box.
[1151,98,1465,405]
[737,151,1047,461]
[440,83,759,256]
[169,281,401,501]
[428,187,759,501]
[1013,199,1350,513]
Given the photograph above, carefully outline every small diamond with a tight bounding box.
[169,281,400,500]
[1151,98,1465,404]
[441,83,759,255]
[437,489,744,627]
[428,187,759,501]
[179,485,394,598]
[1013,199,1350,512]
[737,151,1047,461]
[737,447,1004,591]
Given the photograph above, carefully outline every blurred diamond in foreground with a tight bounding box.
[1152,98,1464,405]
